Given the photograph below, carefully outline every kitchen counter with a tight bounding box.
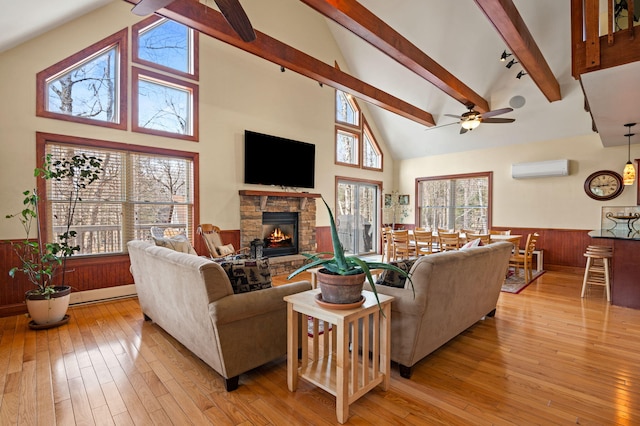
[588,230,640,309]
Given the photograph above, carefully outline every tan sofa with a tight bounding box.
[127,240,312,391]
[364,241,512,378]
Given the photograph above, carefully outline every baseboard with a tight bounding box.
[70,284,137,305]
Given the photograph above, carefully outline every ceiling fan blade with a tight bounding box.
[131,0,174,16]
[424,122,460,131]
[444,114,462,119]
[482,118,516,124]
[214,0,257,42]
[481,107,513,119]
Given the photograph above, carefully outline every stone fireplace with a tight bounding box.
[239,190,319,275]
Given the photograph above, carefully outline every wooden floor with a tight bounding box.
[0,269,639,425]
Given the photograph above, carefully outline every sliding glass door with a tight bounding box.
[336,179,380,256]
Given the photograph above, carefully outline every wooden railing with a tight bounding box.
[52,223,188,255]
[572,0,640,77]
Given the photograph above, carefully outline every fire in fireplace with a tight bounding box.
[262,212,298,257]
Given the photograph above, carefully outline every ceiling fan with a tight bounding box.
[444,105,515,134]
[131,0,257,43]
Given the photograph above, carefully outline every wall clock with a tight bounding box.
[584,170,624,201]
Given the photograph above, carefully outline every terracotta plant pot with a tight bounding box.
[25,286,71,325]
[317,269,365,304]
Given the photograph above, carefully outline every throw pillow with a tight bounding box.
[152,234,198,255]
[461,238,484,249]
[217,244,235,256]
[376,258,416,288]
[218,257,272,293]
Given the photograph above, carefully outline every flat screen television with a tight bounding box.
[244,130,315,189]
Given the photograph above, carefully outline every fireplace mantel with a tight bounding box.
[238,190,321,210]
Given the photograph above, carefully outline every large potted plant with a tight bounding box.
[289,197,412,308]
[6,153,103,327]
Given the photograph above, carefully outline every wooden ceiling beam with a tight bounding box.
[473,0,562,102]
[300,0,490,113]
[122,0,435,127]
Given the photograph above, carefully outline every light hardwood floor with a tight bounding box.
[1,269,638,425]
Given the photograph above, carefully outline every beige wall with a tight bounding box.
[398,133,639,230]
[0,0,395,239]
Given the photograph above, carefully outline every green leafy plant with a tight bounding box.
[288,197,413,307]
[6,153,104,297]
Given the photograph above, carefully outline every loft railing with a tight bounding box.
[571,0,640,77]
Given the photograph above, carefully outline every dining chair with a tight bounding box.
[438,231,460,251]
[465,232,491,246]
[391,229,412,260]
[489,229,511,235]
[509,233,538,281]
[413,229,434,256]
[380,226,393,263]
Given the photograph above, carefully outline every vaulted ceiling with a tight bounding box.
[1,0,595,159]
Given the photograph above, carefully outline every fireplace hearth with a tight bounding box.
[262,212,298,257]
[239,190,319,275]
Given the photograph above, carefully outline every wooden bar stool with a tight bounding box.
[581,245,613,302]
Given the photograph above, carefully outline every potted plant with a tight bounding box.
[6,153,103,327]
[288,197,412,308]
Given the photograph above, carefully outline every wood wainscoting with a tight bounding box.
[0,227,592,318]
[316,226,593,272]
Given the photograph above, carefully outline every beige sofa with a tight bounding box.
[364,241,512,378]
[127,240,312,391]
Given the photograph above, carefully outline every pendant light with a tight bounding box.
[623,123,636,186]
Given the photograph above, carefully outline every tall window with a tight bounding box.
[133,16,199,141]
[362,118,382,170]
[37,133,198,256]
[417,172,492,232]
[36,29,128,130]
[334,90,383,170]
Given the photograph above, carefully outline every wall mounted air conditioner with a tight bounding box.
[511,159,569,179]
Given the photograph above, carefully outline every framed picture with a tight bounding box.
[399,194,410,205]
[384,193,393,207]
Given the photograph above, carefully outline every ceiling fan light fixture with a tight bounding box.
[623,123,636,185]
[461,119,481,130]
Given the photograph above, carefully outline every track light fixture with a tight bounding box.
[516,70,528,79]
[280,66,285,72]
[500,50,512,61]
[505,59,518,69]
[623,123,636,185]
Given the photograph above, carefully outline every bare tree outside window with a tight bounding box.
[336,129,359,165]
[138,19,190,74]
[137,78,191,135]
[418,173,491,232]
[46,47,117,122]
[45,139,195,256]
[336,90,358,125]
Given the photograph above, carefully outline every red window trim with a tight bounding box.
[35,28,128,130]
[132,15,200,81]
[131,67,200,142]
